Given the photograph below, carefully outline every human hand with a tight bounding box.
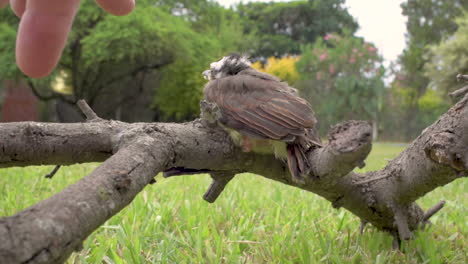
[0,0,135,78]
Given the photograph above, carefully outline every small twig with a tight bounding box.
[203,172,235,203]
[148,178,157,184]
[392,232,401,250]
[456,74,468,82]
[359,219,367,235]
[357,161,366,169]
[163,168,211,177]
[451,74,468,98]
[423,200,446,222]
[162,168,236,202]
[77,100,100,121]
[393,206,412,240]
[449,85,468,98]
[44,165,61,179]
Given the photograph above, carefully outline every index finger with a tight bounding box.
[95,0,134,16]
[16,0,80,78]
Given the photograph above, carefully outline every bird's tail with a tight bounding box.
[286,143,311,184]
[286,130,322,184]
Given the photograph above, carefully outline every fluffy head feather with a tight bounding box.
[203,53,251,80]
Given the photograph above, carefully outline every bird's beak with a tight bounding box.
[202,70,211,80]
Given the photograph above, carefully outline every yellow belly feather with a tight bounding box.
[227,129,288,160]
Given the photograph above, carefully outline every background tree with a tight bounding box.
[154,0,249,121]
[2,1,173,121]
[425,12,468,95]
[236,0,358,59]
[386,0,468,140]
[0,0,247,122]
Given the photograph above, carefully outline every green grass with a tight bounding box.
[0,143,466,263]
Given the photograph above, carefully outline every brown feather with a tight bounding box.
[203,68,321,183]
[204,71,318,141]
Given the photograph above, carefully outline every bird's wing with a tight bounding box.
[203,73,317,142]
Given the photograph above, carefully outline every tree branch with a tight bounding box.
[0,94,467,262]
[456,73,468,82]
[450,74,468,98]
[449,85,468,98]
[0,122,116,167]
[0,135,169,263]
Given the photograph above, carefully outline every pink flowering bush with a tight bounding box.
[319,53,328,61]
[297,31,383,81]
[296,31,385,134]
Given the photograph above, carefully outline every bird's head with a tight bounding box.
[203,53,251,81]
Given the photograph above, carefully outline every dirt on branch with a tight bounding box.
[0,95,467,262]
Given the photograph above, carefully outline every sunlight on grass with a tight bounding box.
[0,143,466,263]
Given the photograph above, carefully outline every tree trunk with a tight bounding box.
[372,118,378,141]
[0,95,466,263]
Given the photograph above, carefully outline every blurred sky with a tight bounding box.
[216,0,407,64]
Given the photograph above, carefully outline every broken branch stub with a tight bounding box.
[203,172,236,203]
[423,200,446,223]
[309,120,372,180]
[424,132,467,171]
[77,100,101,121]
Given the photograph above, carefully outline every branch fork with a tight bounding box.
[0,88,467,262]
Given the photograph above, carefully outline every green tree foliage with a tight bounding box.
[387,0,468,139]
[296,32,385,135]
[399,0,467,94]
[425,13,468,94]
[0,9,19,79]
[1,0,360,122]
[383,78,449,140]
[153,0,249,120]
[417,89,450,124]
[237,0,358,58]
[0,0,246,121]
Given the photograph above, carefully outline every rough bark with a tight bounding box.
[0,95,467,263]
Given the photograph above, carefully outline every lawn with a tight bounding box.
[0,143,466,263]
